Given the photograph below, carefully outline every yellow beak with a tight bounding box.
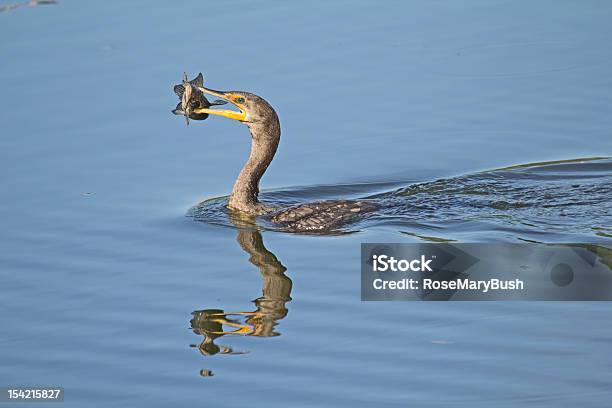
[193,87,247,122]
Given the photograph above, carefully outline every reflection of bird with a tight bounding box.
[190,227,292,357]
[173,74,377,232]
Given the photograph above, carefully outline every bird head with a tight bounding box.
[172,73,280,141]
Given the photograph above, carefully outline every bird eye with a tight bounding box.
[235,97,245,104]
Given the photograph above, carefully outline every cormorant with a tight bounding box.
[172,73,377,232]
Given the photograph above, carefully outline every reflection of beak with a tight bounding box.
[193,87,247,122]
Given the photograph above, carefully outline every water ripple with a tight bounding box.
[189,157,612,242]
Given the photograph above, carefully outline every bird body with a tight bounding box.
[269,199,378,232]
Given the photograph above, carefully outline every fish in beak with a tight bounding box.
[171,72,227,125]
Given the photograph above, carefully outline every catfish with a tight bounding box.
[171,72,226,125]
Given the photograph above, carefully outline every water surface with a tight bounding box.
[1,1,612,407]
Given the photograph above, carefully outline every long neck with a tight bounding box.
[228,120,280,213]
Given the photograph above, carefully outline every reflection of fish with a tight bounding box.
[171,72,226,125]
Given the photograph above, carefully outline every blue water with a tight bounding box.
[1,1,611,407]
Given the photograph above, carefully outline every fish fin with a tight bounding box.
[174,84,184,98]
[172,102,184,115]
[210,99,228,106]
[191,72,204,87]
